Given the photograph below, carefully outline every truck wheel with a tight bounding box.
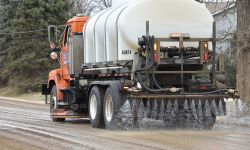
[103,87,121,129]
[50,85,65,122]
[89,86,105,128]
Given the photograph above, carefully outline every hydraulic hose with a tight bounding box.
[135,45,163,89]
[135,55,172,93]
[134,49,155,74]
[137,71,170,93]
[184,54,197,59]
[151,67,162,89]
[134,60,154,73]
[183,89,227,95]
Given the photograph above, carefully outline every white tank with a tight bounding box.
[83,0,214,65]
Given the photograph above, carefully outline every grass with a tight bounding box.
[0,87,45,103]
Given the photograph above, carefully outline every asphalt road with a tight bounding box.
[0,98,249,150]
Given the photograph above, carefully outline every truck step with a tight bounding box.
[58,102,69,106]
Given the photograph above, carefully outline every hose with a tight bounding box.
[137,72,170,93]
[124,60,133,67]
[184,54,197,59]
[182,89,227,95]
[135,55,171,93]
[134,54,154,73]
[151,67,162,89]
[136,43,162,90]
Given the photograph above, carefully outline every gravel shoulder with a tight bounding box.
[0,96,44,105]
[0,133,43,150]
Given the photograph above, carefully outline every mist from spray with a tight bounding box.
[114,98,238,130]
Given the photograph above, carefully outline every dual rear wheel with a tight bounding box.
[89,86,105,128]
[49,84,120,127]
[89,86,121,129]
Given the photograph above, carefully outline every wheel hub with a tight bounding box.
[90,95,97,120]
[50,95,57,113]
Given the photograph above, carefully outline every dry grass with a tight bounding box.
[0,87,45,104]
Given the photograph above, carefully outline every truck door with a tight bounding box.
[61,26,70,81]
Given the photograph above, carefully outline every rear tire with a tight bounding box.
[103,87,121,129]
[50,85,65,122]
[89,86,105,128]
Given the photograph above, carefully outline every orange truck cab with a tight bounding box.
[42,16,88,120]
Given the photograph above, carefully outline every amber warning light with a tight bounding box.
[153,43,159,62]
[203,42,209,62]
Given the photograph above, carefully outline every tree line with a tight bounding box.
[0,0,72,93]
[0,0,110,94]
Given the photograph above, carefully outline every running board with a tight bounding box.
[51,115,89,119]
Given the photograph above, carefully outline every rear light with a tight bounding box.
[192,85,209,90]
[200,85,208,90]
[153,42,159,62]
[154,53,158,62]
[191,85,198,89]
[204,43,208,50]
[203,42,209,62]
[204,53,209,62]
[154,43,158,51]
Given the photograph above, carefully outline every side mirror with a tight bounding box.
[48,25,58,43]
[50,52,58,60]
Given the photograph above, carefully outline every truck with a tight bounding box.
[42,0,237,130]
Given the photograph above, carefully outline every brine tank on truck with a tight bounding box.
[42,0,238,129]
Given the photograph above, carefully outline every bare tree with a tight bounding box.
[72,0,112,16]
[236,0,250,106]
[196,0,235,12]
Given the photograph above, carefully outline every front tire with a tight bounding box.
[89,86,105,128]
[50,85,65,122]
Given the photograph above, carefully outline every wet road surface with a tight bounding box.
[0,98,249,150]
